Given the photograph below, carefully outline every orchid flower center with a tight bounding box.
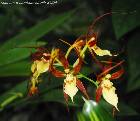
[64,73,78,102]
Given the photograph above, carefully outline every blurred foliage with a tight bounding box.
[112,0,140,39]
[77,99,115,121]
[0,0,140,121]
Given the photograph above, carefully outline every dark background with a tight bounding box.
[0,0,140,121]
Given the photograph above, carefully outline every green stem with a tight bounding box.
[0,93,23,110]
[79,73,98,87]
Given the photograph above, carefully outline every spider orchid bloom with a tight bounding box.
[50,51,89,103]
[31,47,52,76]
[29,48,51,96]
[29,58,50,95]
[99,74,119,110]
[95,61,124,111]
[87,36,112,56]
[61,35,113,61]
[31,57,50,78]
[63,69,83,102]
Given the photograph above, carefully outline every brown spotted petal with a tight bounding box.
[110,68,124,80]
[49,55,64,78]
[76,79,89,100]
[58,50,69,69]
[87,36,97,47]
[50,66,65,77]
[31,47,49,61]
[31,51,43,61]
[72,57,83,75]
[96,86,103,102]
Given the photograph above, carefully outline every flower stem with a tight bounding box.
[0,92,23,110]
[79,73,98,87]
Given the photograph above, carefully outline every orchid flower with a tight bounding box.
[95,61,124,110]
[87,36,112,56]
[99,74,119,110]
[29,48,59,96]
[49,50,89,103]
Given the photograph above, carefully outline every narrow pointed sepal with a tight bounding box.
[92,45,112,56]
[96,86,102,103]
[76,79,89,100]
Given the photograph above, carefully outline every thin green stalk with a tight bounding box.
[0,93,23,110]
[79,73,98,88]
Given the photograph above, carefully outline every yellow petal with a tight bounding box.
[101,75,119,110]
[31,60,49,74]
[32,71,39,79]
[105,74,111,79]
[64,83,78,102]
[63,74,78,102]
[31,61,36,73]
[92,45,112,56]
[51,48,59,58]
[102,86,119,111]
[36,60,49,74]
[101,75,112,88]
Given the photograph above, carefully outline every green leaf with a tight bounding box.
[0,14,11,36]
[0,48,35,67]
[112,0,140,39]
[9,89,84,109]
[0,77,63,110]
[40,89,64,103]
[127,32,140,92]
[77,99,115,121]
[0,81,27,110]
[7,89,65,108]
[0,10,74,51]
[77,112,86,121]
[0,61,31,77]
[118,103,139,116]
[0,41,47,67]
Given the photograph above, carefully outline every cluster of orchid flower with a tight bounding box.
[28,13,124,111]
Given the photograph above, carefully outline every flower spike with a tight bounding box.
[27,12,126,114]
